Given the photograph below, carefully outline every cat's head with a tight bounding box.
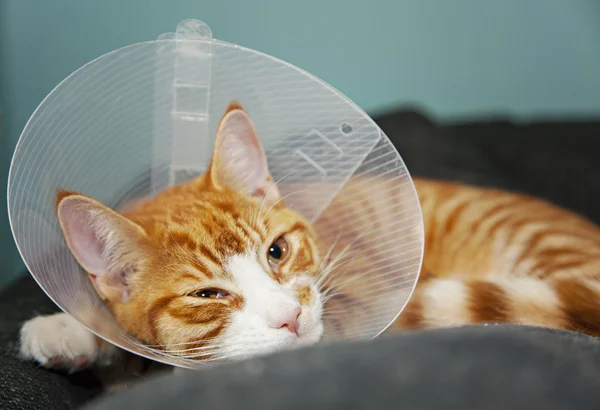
[55,103,325,361]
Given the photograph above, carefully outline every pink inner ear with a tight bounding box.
[221,133,267,190]
[214,109,277,197]
[59,200,109,275]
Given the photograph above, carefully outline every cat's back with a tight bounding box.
[413,177,600,278]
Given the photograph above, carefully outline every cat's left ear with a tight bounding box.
[56,192,148,304]
[208,103,281,205]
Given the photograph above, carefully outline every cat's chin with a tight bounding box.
[297,323,324,346]
[217,327,324,362]
[232,340,317,361]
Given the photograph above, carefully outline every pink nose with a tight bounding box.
[267,305,302,336]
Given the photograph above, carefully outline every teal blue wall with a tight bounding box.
[2,0,600,286]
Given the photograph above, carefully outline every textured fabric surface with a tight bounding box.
[2,109,600,409]
[0,276,103,409]
[376,110,600,224]
[83,325,600,410]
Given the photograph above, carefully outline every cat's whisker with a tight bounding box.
[318,231,343,273]
[319,275,348,299]
[316,238,360,290]
[316,233,373,297]
[252,168,305,230]
[318,278,336,296]
[320,265,367,291]
[321,290,345,306]
[322,292,343,304]
[262,190,304,227]
[331,275,418,301]
[160,336,263,355]
[158,333,269,356]
[332,260,422,293]
[250,205,264,235]
[259,169,302,212]
[318,260,359,291]
[167,350,220,359]
[321,282,350,298]
[320,284,337,296]
[319,264,354,292]
[166,350,219,359]
[134,343,224,360]
[132,333,231,350]
[316,253,347,289]
[162,344,226,354]
[321,314,348,320]
[134,329,332,364]
[174,342,269,361]
[320,308,349,315]
[319,260,362,289]
[326,254,361,271]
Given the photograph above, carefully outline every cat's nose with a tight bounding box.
[267,304,301,336]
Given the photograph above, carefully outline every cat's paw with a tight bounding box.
[19,312,108,373]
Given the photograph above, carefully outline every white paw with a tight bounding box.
[19,313,106,372]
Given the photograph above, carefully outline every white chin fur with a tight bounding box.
[218,254,324,360]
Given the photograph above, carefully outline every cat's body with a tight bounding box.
[396,178,600,334]
[19,103,600,380]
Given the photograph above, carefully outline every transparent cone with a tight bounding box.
[7,20,423,368]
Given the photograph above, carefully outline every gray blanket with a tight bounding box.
[85,325,600,410]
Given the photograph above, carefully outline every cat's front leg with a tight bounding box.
[19,312,119,373]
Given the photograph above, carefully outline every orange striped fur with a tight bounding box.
[394,178,600,336]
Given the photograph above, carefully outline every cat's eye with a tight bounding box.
[267,236,290,265]
[192,289,228,299]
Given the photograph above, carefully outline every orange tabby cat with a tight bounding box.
[19,102,600,376]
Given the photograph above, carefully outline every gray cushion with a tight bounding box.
[84,325,600,410]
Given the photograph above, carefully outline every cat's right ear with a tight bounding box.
[208,103,281,206]
[56,192,147,304]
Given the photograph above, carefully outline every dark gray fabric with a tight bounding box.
[83,325,600,410]
[376,110,600,224]
[0,275,103,410]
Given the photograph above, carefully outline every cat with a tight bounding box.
[19,102,600,379]
[20,102,325,376]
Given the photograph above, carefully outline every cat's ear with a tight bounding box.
[208,103,281,205]
[56,191,147,304]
